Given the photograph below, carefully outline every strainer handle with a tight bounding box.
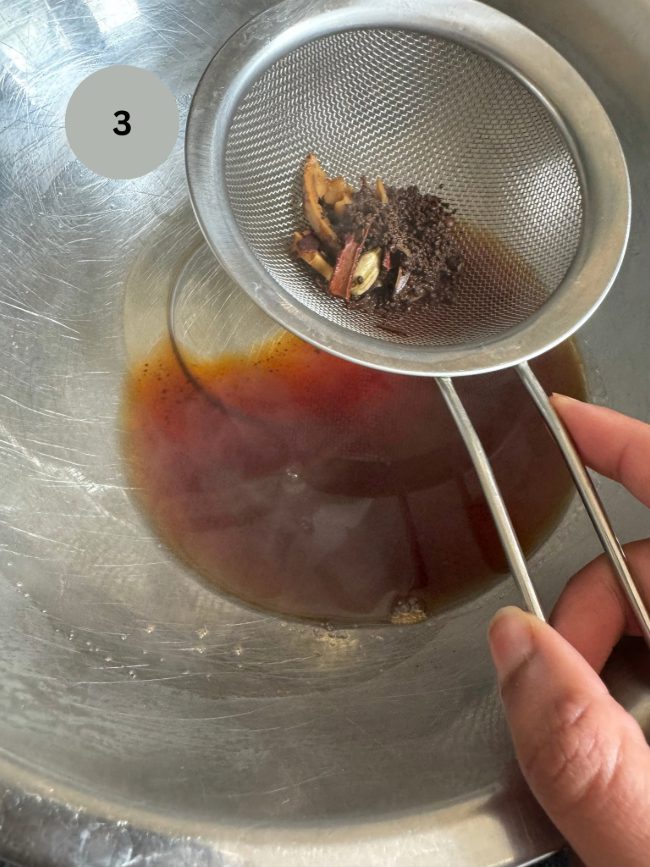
[437,377,545,620]
[518,362,650,647]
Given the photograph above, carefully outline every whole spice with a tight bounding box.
[302,154,340,251]
[291,231,334,281]
[328,234,365,300]
[350,248,382,298]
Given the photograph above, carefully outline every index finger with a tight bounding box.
[551,394,650,508]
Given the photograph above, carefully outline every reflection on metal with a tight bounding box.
[86,0,140,33]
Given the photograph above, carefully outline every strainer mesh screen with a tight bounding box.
[225,29,583,347]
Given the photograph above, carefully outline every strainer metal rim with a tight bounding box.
[185,0,631,377]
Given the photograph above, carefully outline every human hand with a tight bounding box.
[488,395,650,867]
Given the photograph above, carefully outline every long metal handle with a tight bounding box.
[518,361,650,647]
[437,377,545,620]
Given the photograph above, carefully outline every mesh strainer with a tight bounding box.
[186,0,650,640]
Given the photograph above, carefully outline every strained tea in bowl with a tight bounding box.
[123,331,585,624]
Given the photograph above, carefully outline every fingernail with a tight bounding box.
[550,393,583,407]
[488,606,536,684]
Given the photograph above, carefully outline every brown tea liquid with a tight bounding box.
[122,330,586,624]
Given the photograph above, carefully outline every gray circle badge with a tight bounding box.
[65,66,178,179]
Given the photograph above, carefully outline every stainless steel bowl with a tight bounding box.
[0,1,648,866]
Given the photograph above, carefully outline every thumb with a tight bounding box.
[488,606,650,867]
